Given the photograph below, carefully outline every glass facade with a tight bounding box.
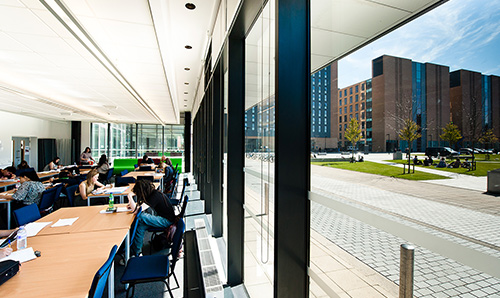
[311,66,331,138]
[91,123,184,159]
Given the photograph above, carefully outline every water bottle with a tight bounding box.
[108,193,114,209]
[17,226,27,250]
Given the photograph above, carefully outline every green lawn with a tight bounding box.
[312,161,449,180]
[386,159,500,176]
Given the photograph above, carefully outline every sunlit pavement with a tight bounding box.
[311,164,500,297]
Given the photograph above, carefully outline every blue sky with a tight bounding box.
[338,0,500,88]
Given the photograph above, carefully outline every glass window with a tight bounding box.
[349,87,353,94]
[344,107,347,113]
[349,96,352,103]
[355,85,359,93]
[339,100,342,105]
[344,89,347,96]
[355,104,359,111]
[339,91,342,97]
[355,94,359,102]
[349,106,353,112]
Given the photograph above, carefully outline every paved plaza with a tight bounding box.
[310,154,500,297]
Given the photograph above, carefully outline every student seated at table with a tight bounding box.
[140,155,154,166]
[74,169,106,206]
[80,147,95,165]
[49,170,79,187]
[127,179,176,257]
[96,154,111,183]
[43,157,62,171]
[0,229,17,259]
[17,160,30,170]
[12,171,45,209]
[0,166,16,180]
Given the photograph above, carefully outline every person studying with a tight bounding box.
[43,157,62,171]
[74,169,106,206]
[80,147,95,165]
[11,171,45,209]
[126,180,176,257]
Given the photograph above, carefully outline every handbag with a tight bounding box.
[0,260,20,286]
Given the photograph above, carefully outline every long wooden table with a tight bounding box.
[124,171,164,191]
[0,206,135,298]
[0,229,128,298]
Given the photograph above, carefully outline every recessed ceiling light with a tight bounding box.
[184,92,188,94]
[185,45,192,49]
[184,82,189,85]
[184,67,190,71]
[184,99,188,101]
[184,104,188,107]
[185,3,196,10]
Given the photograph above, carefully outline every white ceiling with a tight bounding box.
[0,0,445,124]
[0,0,217,124]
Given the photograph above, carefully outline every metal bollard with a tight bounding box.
[399,244,415,298]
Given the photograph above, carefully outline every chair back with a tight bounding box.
[105,168,114,182]
[65,184,79,207]
[15,167,35,177]
[178,196,189,218]
[138,166,152,171]
[39,184,63,213]
[136,175,154,182]
[170,219,185,271]
[120,169,129,176]
[115,176,136,187]
[129,207,143,249]
[14,203,41,226]
[88,245,118,298]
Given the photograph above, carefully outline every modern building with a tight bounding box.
[370,55,451,152]
[1,0,476,297]
[311,64,336,151]
[336,79,372,151]
[450,70,500,147]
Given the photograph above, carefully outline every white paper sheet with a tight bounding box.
[2,247,37,263]
[117,207,131,212]
[51,217,79,227]
[103,187,128,194]
[25,222,52,237]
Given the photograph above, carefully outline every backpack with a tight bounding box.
[151,217,179,251]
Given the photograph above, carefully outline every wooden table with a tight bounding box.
[0,206,135,297]
[37,171,60,181]
[124,171,164,191]
[0,189,16,229]
[36,205,135,236]
[0,179,18,192]
[86,183,160,206]
[0,229,129,298]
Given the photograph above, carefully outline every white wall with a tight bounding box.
[0,110,71,168]
[81,121,91,153]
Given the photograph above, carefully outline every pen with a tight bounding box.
[8,239,11,248]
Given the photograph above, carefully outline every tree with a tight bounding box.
[345,118,361,161]
[440,122,462,150]
[398,119,421,173]
[479,129,498,160]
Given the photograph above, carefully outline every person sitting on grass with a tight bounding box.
[449,158,461,168]
[436,157,447,168]
[413,155,423,165]
[462,158,471,169]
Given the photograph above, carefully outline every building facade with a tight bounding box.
[370,55,450,152]
[450,70,500,147]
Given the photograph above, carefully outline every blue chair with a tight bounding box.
[103,168,114,184]
[120,169,129,176]
[116,176,136,187]
[170,178,188,207]
[65,184,79,207]
[178,195,189,218]
[88,245,118,298]
[15,167,35,177]
[121,219,185,298]
[39,184,63,215]
[14,203,41,226]
[118,207,142,264]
